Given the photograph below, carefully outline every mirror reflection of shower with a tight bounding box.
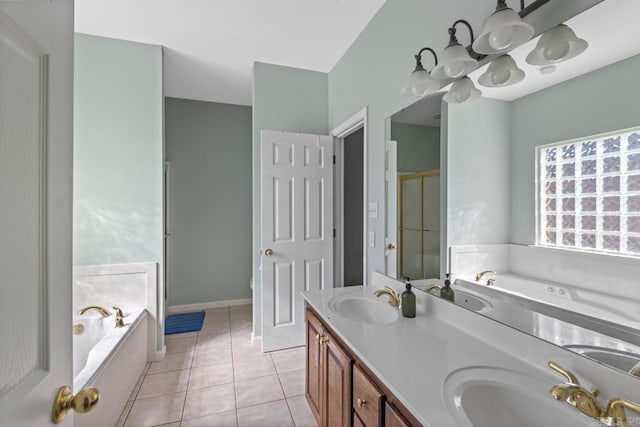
[389,92,443,280]
[399,170,440,279]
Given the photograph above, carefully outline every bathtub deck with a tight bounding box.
[116,304,317,427]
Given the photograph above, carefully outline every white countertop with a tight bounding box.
[302,283,640,426]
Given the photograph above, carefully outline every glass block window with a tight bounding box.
[538,128,640,256]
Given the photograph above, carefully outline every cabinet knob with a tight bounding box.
[357,398,367,408]
[315,333,321,342]
[321,336,329,345]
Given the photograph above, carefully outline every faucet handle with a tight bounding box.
[549,361,581,384]
[602,398,640,427]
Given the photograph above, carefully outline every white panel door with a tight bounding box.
[385,140,398,278]
[0,2,75,426]
[261,130,333,352]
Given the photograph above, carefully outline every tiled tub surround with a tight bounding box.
[117,305,317,427]
[302,274,640,426]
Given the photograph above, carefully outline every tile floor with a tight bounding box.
[116,305,317,427]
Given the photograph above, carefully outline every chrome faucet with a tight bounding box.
[77,306,111,317]
[475,270,496,281]
[374,286,401,308]
[113,306,125,328]
[549,361,640,427]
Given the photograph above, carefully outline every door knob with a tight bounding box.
[264,248,273,257]
[52,385,100,423]
[387,243,396,250]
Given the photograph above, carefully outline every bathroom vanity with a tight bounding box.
[302,274,640,427]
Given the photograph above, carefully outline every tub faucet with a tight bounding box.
[113,306,125,328]
[374,286,401,308]
[78,306,111,317]
[475,270,496,281]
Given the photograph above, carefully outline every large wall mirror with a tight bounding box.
[384,0,640,379]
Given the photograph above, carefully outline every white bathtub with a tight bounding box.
[73,307,147,427]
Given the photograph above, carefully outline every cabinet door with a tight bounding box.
[353,365,384,427]
[306,310,324,424]
[323,332,353,427]
[385,402,413,427]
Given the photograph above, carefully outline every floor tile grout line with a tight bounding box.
[272,366,296,426]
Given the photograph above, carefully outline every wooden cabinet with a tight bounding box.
[306,307,422,427]
[353,365,384,426]
[384,402,412,427]
[306,309,353,427]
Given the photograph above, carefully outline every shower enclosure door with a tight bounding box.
[399,170,440,280]
[0,1,75,425]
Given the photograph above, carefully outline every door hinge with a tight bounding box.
[333,155,336,164]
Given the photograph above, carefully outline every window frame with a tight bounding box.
[535,125,640,257]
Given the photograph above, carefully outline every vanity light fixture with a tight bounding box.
[478,54,525,87]
[472,0,534,54]
[526,24,588,66]
[443,76,482,104]
[405,47,440,96]
[431,20,479,80]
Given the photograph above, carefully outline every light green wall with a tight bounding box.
[165,98,252,306]
[73,34,163,267]
[390,122,440,173]
[252,62,329,336]
[510,53,640,245]
[447,98,511,247]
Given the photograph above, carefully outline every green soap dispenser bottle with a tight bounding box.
[401,283,416,318]
[440,273,455,302]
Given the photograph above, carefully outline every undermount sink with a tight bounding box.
[454,291,493,313]
[327,294,399,326]
[442,367,591,427]
[565,345,640,373]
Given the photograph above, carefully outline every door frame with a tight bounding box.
[331,107,368,287]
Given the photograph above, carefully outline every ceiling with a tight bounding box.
[75,0,386,106]
[395,0,640,126]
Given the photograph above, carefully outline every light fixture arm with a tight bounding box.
[518,0,550,18]
[414,47,438,72]
[448,19,475,47]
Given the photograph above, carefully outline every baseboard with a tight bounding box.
[150,345,166,362]
[251,332,262,346]
[168,298,252,314]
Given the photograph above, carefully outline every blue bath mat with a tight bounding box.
[165,311,205,335]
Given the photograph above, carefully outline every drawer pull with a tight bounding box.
[357,398,367,408]
[321,337,329,344]
[315,333,321,342]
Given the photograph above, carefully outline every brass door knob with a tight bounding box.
[264,249,273,257]
[52,386,100,423]
[357,398,367,407]
[387,243,396,250]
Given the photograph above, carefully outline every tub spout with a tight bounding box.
[78,305,111,317]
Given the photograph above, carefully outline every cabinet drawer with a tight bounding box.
[354,413,366,427]
[385,402,412,427]
[353,365,384,426]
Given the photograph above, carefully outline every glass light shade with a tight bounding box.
[408,68,439,96]
[472,8,534,54]
[431,44,478,80]
[526,24,588,66]
[443,77,482,104]
[478,54,525,88]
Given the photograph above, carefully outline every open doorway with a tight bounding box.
[343,128,364,286]
[332,108,368,287]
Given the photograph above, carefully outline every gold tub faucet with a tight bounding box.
[113,306,125,328]
[374,286,401,308]
[475,270,496,281]
[77,305,111,317]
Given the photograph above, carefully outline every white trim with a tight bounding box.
[251,332,262,346]
[167,298,252,314]
[331,107,368,286]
